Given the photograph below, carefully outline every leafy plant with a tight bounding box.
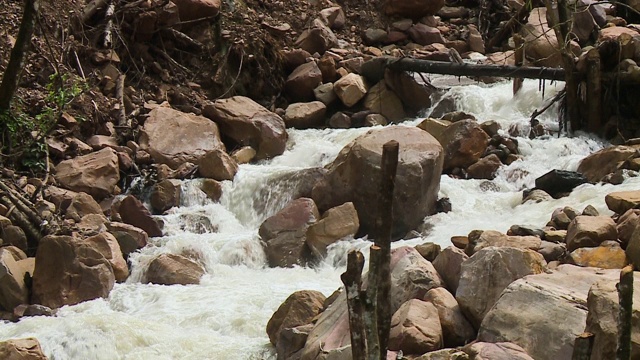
[1,72,86,173]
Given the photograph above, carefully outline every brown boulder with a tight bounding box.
[294,19,338,55]
[198,149,238,181]
[105,222,148,257]
[407,24,445,45]
[31,235,115,309]
[436,120,490,172]
[0,338,47,360]
[306,202,359,257]
[139,106,224,169]
[203,96,288,160]
[385,0,445,18]
[283,101,327,129]
[2,226,27,253]
[259,198,319,267]
[467,154,502,180]
[277,324,314,360]
[432,246,469,293]
[465,230,541,256]
[567,241,627,269]
[577,145,637,182]
[565,215,617,251]
[312,126,443,240]
[150,179,182,214]
[363,81,406,122]
[423,287,475,347]
[617,209,640,246]
[285,62,323,102]
[118,195,163,238]
[0,251,33,311]
[519,8,579,67]
[334,73,368,107]
[266,290,326,345]
[384,69,434,112]
[54,147,120,200]
[65,192,103,221]
[605,190,640,214]
[463,342,533,360]
[146,253,204,285]
[417,118,451,139]
[389,299,443,354]
[85,232,129,282]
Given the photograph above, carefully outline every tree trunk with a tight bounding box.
[586,48,602,134]
[0,0,40,111]
[617,265,634,360]
[341,250,367,359]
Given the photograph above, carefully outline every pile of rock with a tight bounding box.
[268,189,640,359]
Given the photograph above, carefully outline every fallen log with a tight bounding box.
[363,57,566,82]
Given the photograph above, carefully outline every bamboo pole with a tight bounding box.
[586,48,602,134]
[571,332,594,360]
[0,0,40,111]
[616,265,634,360]
[341,250,367,359]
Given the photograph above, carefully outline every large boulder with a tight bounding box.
[384,0,445,19]
[585,275,640,360]
[477,265,619,360]
[295,18,338,55]
[0,338,47,360]
[388,299,443,354]
[436,120,490,172]
[432,246,468,293]
[384,69,433,112]
[565,215,617,252]
[105,222,148,258]
[85,232,129,282]
[567,241,627,269]
[301,246,443,359]
[465,230,541,256]
[31,235,115,309]
[283,101,327,129]
[117,195,163,238]
[259,198,319,268]
[306,202,359,258]
[65,192,103,222]
[577,145,637,182]
[534,169,588,198]
[146,253,204,285]
[150,179,182,214]
[462,342,534,360]
[277,324,314,360]
[266,290,326,346]
[54,147,119,200]
[285,62,323,102]
[0,250,33,311]
[423,287,475,347]
[203,96,288,160]
[456,247,547,327]
[617,209,640,246]
[363,81,406,122]
[519,7,579,67]
[139,106,224,169]
[605,190,640,214]
[197,149,238,181]
[333,73,368,107]
[312,126,443,240]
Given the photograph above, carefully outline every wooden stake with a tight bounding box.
[571,332,594,360]
[513,34,525,95]
[616,265,634,360]
[586,48,602,134]
[341,250,366,359]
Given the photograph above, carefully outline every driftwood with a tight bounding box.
[0,0,40,111]
[513,34,525,95]
[379,57,565,81]
[341,250,366,359]
[101,1,116,48]
[487,5,532,51]
[115,73,128,127]
[617,265,634,360]
[0,180,45,253]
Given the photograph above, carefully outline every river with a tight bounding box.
[1,78,638,359]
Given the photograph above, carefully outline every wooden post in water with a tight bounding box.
[586,48,602,134]
[341,250,367,359]
[571,332,595,360]
[616,265,634,360]
[513,34,525,95]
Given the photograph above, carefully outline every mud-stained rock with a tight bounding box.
[139,106,224,169]
[0,338,47,360]
[259,198,319,268]
[203,96,288,160]
[266,290,326,345]
[54,147,120,200]
[388,299,443,354]
[31,235,115,309]
[312,126,443,240]
[146,253,204,285]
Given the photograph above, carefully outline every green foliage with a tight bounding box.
[1,72,86,173]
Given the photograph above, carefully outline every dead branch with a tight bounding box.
[101,1,116,49]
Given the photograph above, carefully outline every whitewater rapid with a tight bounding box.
[2,79,638,359]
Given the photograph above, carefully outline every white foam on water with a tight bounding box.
[1,79,633,359]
